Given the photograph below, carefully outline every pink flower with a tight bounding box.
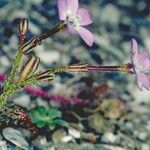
[57,0,94,46]
[131,39,150,90]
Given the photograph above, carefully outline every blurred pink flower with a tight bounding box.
[24,86,83,106]
[131,39,150,90]
[57,0,94,46]
[0,74,5,81]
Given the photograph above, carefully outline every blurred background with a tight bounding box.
[0,0,150,149]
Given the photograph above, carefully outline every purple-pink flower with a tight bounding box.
[57,0,94,46]
[131,38,150,90]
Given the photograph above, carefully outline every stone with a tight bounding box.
[61,135,75,143]
[88,113,108,133]
[101,132,117,143]
[52,129,67,143]
[2,127,29,150]
[13,94,30,108]
[68,128,81,139]
[0,141,7,150]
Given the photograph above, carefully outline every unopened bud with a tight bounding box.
[19,54,40,82]
[36,70,54,82]
[18,18,28,37]
[20,38,37,54]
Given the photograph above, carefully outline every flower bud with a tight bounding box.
[20,38,37,54]
[36,70,54,82]
[37,70,55,81]
[18,18,28,36]
[19,54,40,82]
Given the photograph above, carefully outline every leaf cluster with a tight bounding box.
[29,106,68,130]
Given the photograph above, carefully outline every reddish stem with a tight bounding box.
[24,86,83,106]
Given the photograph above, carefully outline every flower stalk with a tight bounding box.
[66,64,134,74]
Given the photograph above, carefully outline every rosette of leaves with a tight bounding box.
[29,106,68,130]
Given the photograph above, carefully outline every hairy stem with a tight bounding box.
[0,22,66,108]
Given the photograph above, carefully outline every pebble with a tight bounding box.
[68,128,81,139]
[141,144,150,150]
[100,4,121,25]
[2,127,29,150]
[101,132,117,143]
[0,140,7,150]
[52,129,67,143]
[13,94,30,108]
[138,132,147,141]
[37,50,60,66]
[61,135,75,143]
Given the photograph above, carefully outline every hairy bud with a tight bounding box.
[18,18,28,37]
[36,70,54,82]
[19,54,40,82]
[20,38,37,54]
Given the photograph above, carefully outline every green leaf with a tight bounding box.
[36,121,46,128]
[47,107,62,119]
[29,110,41,123]
[37,106,47,116]
[29,106,67,130]
[53,119,68,127]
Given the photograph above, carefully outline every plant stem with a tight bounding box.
[4,51,23,88]
[21,22,66,54]
[67,64,134,74]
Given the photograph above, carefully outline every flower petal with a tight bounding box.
[136,73,150,90]
[66,0,79,14]
[139,51,150,72]
[57,0,67,20]
[131,38,138,54]
[77,8,92,26]
[131,38,139,69]
[77,27,94,46]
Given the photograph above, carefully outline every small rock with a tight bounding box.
[37,50,60,66]
[141,144,150,150]
[100,4,121,25]
[138,132,147,141]
[52,129,67,143]
[13,94,30,108]
[100,99,125,119]
[101,132,117,143]
[88,113,108,133]
[68,128,81,139]
[2,127,29,150]
[61,135,75,143]
[0,141,7,150]
[32,136,51,150]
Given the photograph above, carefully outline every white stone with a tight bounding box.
[0,141,7,150]
[37,50,60,65]
[141,144,150,150]
[132,89,150,104]
[138,132,147,141]
[13,94,30,108]
[0,56,10,67]
[100,4,121,25]
[68,128,81,139]
[36,98,49,107]
[101,132,117,143]
[2,128,29,150]
[61,135,74,143]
